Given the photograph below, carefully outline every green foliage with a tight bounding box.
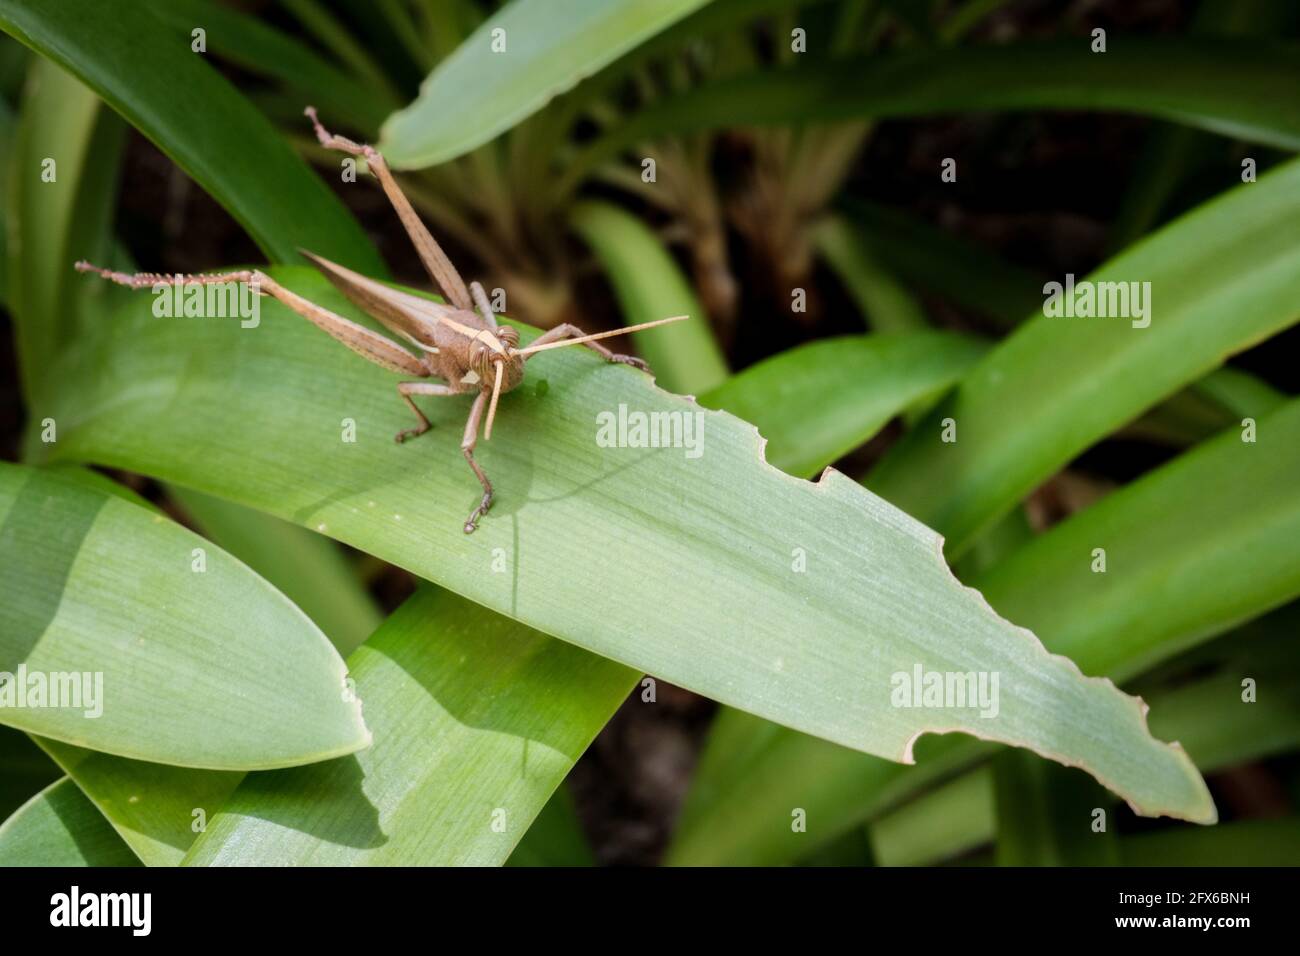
[0,0,382,272]
[0,778,140,867]
[184,588,635,866]
[568,37,1300,183]
[0,0,1295,870]
[0,464,370,768]
[379,0,716,167]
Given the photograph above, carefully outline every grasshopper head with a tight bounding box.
[470,325,525,394]
[474,325,528,440]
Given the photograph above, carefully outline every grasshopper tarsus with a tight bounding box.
[464,492,493,534]
[611,353,651,372]
[394,427,429,444]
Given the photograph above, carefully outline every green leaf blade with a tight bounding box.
[573,37,1300,181]
[700,331,986,478]
[0,464,370,770]
[871,156,1300,556]
[0,777,140,867]
[33,738,242,867]
[379,0,715,167]
[668,398,1300,863]
[34,272,1213,824]
[171,487,381,658]
[978,399,1300,682]
[0,0,383,273]
[570,200,728,396]
[184,588,636,866]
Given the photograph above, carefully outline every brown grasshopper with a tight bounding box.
[77,107,685,533]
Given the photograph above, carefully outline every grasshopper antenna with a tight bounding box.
[512,315,689,357]
[484,359,505,440]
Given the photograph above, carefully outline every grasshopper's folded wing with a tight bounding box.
[299,250,456,352]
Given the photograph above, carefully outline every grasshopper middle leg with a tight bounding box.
[395,382,457,443]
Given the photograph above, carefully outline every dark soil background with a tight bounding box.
[3,0,1297,864]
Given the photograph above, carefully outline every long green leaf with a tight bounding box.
[14,473,373,866]
[0,463,369,769]
[38,587,627,867]
[0,0,383,273]
[1141,619,1300,772]
[976,401,1300,682]
[0,777,139,866]
[814,216,931,334]
[30,268,1212,823]
[1192,365,1287,420]
[33,738,241,867]
[149,0,397,132]
[568,37,1300,185]
[184,587,636,865]
[868,764,994,867]
[1106,0,1290,254]
[277,0,402,106]
[875,632,1300,866]
[26,480,380,866]
[170,487,380,658]
[6,55,119,394]
[11,472,231,869]
[831,199,1284,449]
[570,200,728,395]
[506,785,595,867]
[830,200,1047,328]
[870,157,1300,557]
[993,753,1118,866]
[699,332,985,479]
[669,398,1300,864]
[379,0,715,168]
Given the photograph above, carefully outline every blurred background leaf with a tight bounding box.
[379,0,716,167]
[0,0,383,273]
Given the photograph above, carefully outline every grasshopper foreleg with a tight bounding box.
[524,323,650,371]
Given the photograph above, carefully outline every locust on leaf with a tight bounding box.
[77,107,686,532]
